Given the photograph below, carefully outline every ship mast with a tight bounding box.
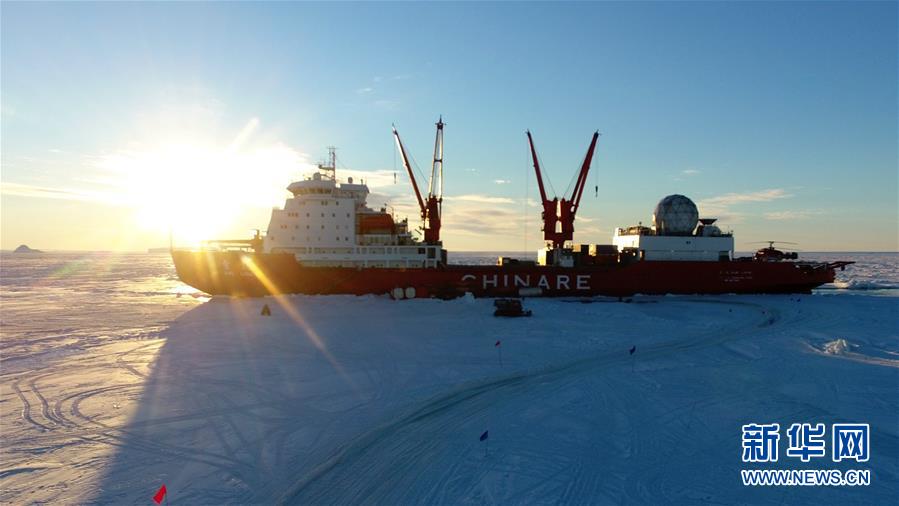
[393,118,444,244]
[318,146,337,181]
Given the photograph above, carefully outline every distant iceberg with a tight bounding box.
[13,244,42,253]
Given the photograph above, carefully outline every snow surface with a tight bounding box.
[2,291,897,504]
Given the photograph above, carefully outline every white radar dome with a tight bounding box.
[653,194,699,236]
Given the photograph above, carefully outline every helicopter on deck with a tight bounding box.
[752,241,799,262]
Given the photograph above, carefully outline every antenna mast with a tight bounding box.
[319,146,337,180]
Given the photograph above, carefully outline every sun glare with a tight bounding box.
[98,128,313,246]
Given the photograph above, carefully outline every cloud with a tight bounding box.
[672,168,702,181]
[356,87,373,95]
[691,188,795,227]
[764,210,823,221]
[442,206,523,236]
[336,169,399,190]
[1,181,123,205]
[698,188,792,217]
[372,99,399,109]
[494,179,510,185]
[701,188,791,205]
[369,190,537,241]
[444,194,516,205]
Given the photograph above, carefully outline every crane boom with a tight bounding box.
[430,117,444,198]
[526,130,549,203]
[526,130,561,247]
[393,120,444,244]
[570,131,599,213]
[393,126,426,214]
[424,117,444,244]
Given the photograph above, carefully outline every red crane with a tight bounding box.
[527,130,600,249]
[393,118,445,244]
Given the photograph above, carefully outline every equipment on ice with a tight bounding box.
[493,299,532,317]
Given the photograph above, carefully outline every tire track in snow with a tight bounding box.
[60,383,259,489]
[114,342,159,379]
[28,373,67,427]
[280,298,776,505]
[9,378,52,432]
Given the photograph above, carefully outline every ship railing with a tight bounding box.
[615,226,735,237]
[193,239,261,253]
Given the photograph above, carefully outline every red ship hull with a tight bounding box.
[172,250,843,298]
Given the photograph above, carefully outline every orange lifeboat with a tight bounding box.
[358,213,395,234]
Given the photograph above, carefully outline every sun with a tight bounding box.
[98,132,312,246]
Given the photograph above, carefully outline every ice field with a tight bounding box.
[1,253,897,504]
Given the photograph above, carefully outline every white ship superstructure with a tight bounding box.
[263,148,445,268]
[611,195,734,261]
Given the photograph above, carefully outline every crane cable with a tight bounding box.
[524,138,529,254]
[531,141,557,197]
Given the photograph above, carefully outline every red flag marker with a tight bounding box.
[153,484,167,505]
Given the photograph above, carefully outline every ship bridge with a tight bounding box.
[263,149,445,268]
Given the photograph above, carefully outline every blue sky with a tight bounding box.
[2,1,896,251]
